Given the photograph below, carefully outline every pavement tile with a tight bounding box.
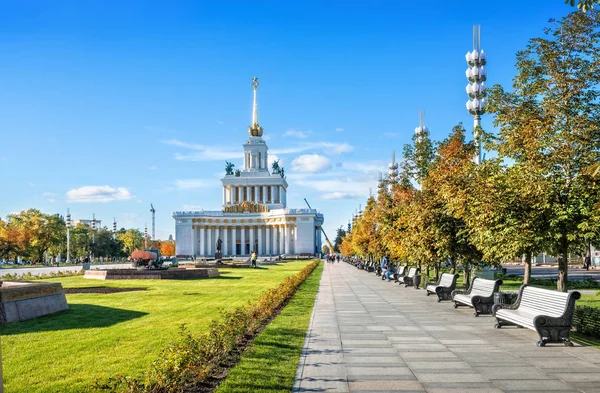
[348,380,424,391]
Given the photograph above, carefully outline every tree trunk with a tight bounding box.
[425,264,430,282]
[524,253,532,285]
[464,263,471,289]
[434,263,440,281]
[450,258,456,274]
[557,235,569,292]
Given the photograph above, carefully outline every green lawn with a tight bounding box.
[1,261,313,393]
[216,262,324,393]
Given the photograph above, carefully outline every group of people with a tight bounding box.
[326,254,341,263]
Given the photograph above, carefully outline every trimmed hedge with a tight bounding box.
[94,260,320,393]
[574,305,600,338]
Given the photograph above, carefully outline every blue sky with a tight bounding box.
[0,1,573,240]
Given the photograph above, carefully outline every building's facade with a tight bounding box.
[173,78,324,258]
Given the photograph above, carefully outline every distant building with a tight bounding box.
[173,78,324,257]
[168,234,173,241]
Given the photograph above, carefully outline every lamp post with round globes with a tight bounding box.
[66,209,71,263]
[465,24,487,164]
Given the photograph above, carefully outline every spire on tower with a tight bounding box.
[248,77,264,137]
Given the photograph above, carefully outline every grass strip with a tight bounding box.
[215,261,323,393]
[93,261,321,392]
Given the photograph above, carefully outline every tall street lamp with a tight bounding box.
[465,24,487,164]
[66,209,71,263]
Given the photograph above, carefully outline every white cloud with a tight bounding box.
[174,179,212,190]
[42,192,57,197]
[336,128,344,132]
[217,120,225,125]
[66,186,134,203]
[284,129,311,139]
[162,139,243,161]
[321,192,360,200]
[47,198,56,203]
[384,132,399,138]
[292,154,331,173]
[271,142,353,156]
[28,181,36,187]
[149,166,158,170]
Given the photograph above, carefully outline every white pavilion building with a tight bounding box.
[173,78,324,258]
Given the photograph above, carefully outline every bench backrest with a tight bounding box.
[470,277,501,297]
[439,273,457,287]
[396,266,406,276]
[407,267,417,278]
[518,285,580,318]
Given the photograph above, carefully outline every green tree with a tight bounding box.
[566,0,600,12]
[8,209,65,262]
[117,229,144,255]
[486,11,600,291]
[333,226,346,253]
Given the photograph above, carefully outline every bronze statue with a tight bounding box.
[272,159,280,174]
[225,161,235,175]
[216,237,222,252]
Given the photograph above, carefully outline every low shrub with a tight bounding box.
[1,270,84,281]
[93,260,320,393]
[574,305,600,338]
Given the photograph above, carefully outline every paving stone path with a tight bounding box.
[293,261,600,393]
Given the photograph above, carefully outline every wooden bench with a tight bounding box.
[402,267,420,287]
[492,285,581,347]
[425,273,459,302]
[393,265,406,283]
[452,277,503,316]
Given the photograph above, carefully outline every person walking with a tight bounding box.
[584,252,591,271]
[251,250,257,268]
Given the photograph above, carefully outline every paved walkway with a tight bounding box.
[294,262,600,393]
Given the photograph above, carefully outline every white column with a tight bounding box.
[223,226,228,256]
[265,226,271,256]
[254,186,259,203]
[285,225,291,255]
[281,187,287,206]
[200,226,205,256]
[250,226,255,255]
[238,187,243,203]
[207,226,212,256]
[262,186,267,204]
[229,187,235,204]
[258,226,263,256]
[293,224,297,255]
[279,186,284,205]
[214,227,219,254]
[232,226,237,256]
[222,187,226,206]
[191,226,197,256]
[241,226,246,256]
[276,225,282,254]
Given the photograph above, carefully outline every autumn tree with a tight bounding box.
[7,209,65,262]
[160,240,176,256]
[117,229,144,255]
[486,10,600,291]
[426,124,482,286]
